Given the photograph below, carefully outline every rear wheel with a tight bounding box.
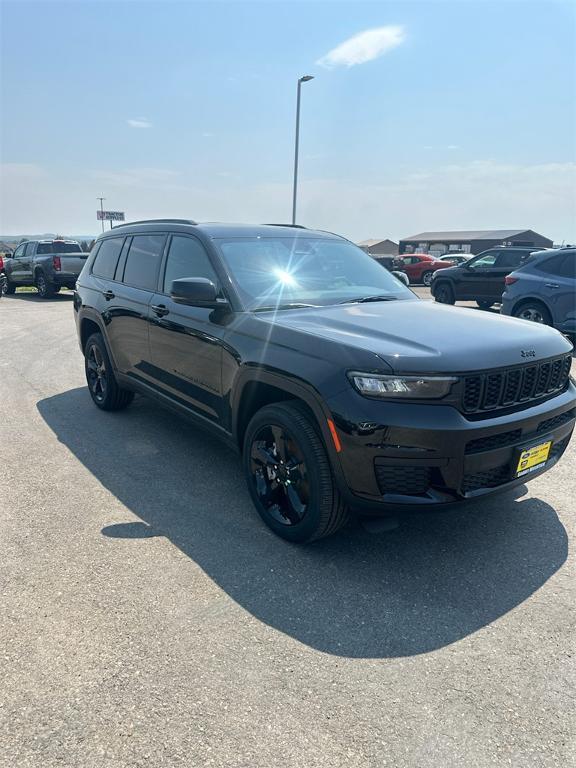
[84,333,134,411]
[476,300,494,310]
[35,272,56,299]
[513,301,552,326]
[422,271,434,287]
[243,402,349,542]
[433,282,455,304]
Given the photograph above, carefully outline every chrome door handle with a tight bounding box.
[545,283,560,289]
[103,290,115,301]
[151,304,169,317]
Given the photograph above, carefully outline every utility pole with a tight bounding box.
[292,75,314,225]
[97,197,105,233]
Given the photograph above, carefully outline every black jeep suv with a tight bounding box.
[431,246,544,309]
[74,220,575,542]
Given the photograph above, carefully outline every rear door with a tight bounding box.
[147,233,226,424]
[535,251,576,331]
[487,250,527,301]
[98,234,166,381]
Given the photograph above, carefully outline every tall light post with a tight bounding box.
[97,197,105,233]
[291,75,314,225]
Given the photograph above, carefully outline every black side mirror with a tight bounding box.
[170,277,226,308]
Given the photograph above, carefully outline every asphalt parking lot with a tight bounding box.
[1,291,575,768]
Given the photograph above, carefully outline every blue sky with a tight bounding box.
[1,0,575,241]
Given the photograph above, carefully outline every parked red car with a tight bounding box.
[399,254,454,286]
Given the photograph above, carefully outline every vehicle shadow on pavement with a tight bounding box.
[3,291,74,302]
[38,388,568,659]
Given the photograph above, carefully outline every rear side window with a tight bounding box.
[495,251,523,269]
[122,234,166,291]
[92,238,124,280]
[535,252,576,279]
[163,236,219,293]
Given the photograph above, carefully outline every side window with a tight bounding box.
[13,243,26,258]
[496,251,523,269]
[92,238,124,280]
[163,236,219,294]
[536,253,576,279]
[23,242,35,256]
[470,252,498,269]
[122,234,166,291]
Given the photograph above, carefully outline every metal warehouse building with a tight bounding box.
[399,229,553,256]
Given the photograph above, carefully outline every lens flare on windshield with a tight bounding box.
[273,268,297,287]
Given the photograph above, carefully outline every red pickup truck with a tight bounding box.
[398,254,454,286]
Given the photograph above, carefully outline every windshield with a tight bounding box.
[37,242,82,254]
[216,237,414,309]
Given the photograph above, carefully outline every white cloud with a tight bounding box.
[127,118,152,129]
[317,25,405,68]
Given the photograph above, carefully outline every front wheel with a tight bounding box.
[433,282,455,304]
[422,271,434,287]
[84,333,134,411]
[243,402,349,542]
[513,301,552,326]
[2,276,16,295]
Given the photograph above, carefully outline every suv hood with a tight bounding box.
[265,299,572,373]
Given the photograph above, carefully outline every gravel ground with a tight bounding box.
[1,291,575,768]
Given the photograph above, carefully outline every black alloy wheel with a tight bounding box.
[250,423,310,527]
[84,333,134,411]
[433,282,455,304]
[86,342,108,404]
[243,402,349,542]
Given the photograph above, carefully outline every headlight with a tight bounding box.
[349,372,457,399]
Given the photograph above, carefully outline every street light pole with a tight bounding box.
[291,75,314,225]
[97,197,105,233]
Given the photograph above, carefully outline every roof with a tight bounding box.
[357,238,398,247]
[401,229,533,242]
[105,220,341,240]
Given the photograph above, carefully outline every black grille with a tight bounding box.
[537,409,576,434]
[462,355,571,414]
[465,429,522,454]
[375,465,431,496]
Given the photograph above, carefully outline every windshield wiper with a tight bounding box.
[338,295,399,305]
[252,302,319,312]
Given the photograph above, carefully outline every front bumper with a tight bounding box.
[325,383,576,513]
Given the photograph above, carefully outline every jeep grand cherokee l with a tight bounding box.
[74,220,575,542]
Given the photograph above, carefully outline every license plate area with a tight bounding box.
[514,440,552,478]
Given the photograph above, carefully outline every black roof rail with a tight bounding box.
[262,223,307,229]
[110,218,198,229]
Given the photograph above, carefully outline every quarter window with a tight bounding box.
[163,236,219,294]
[92,238,124,280]
[122,235,166,291]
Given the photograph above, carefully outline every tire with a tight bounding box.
[433,282,455,304]
[2,277,16,295]
[35,271,56,299]
[84,333,135,411]
[243,401,349,542]
[422,271,434,287]
[476,300,494,310]
[513,301,552,326]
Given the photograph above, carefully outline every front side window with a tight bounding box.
[216,236,414,309]
[13,243,26,258]
[163,236,219,293]
[469,252,498,269]
[122,234,166,291]
[92,238,124,280]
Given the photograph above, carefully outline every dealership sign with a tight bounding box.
[97,210,125,221]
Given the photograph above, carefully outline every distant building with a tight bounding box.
[357,238,399,256]
[399,229,553,256]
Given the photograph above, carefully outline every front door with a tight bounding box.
[147,234,226,424]
[457,250,500,299]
